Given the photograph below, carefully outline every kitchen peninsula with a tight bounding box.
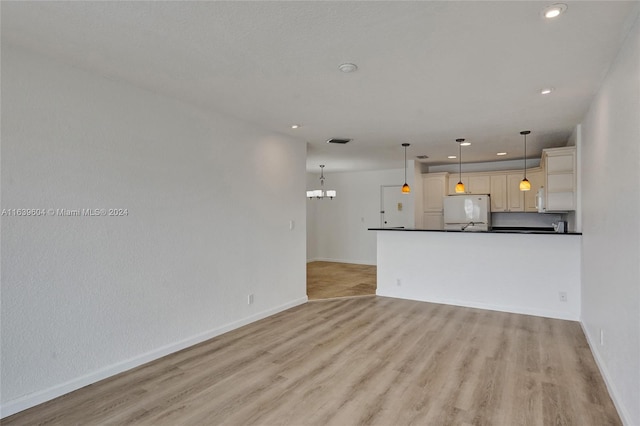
[369,228,581,320]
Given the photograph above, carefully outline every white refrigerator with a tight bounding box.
[443,195,491,231]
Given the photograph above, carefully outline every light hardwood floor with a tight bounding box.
[307,261,376,300]
[4,297,620,425]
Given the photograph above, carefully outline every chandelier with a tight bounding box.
[307,165,336,199]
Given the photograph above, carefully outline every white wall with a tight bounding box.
[580,14,640,426]
[0,46,307,416]
[376,231,581,321]
[306,166,414,265]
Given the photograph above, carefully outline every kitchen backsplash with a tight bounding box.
[492,212,563,228]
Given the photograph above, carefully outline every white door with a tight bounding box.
[381,185,410,228]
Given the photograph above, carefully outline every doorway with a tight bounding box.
[380,185,412,228]
[307,261,376,300]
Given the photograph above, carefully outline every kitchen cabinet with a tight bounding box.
[469,175,491,194]
[490,174,507,212]
[507,173,525,212]
[524,170,543,211]
[423,173,448,211]
[447,173,490,195]
[423,163,547,216]
[543,147,576,211]
[488,169,543,212]
[505,170,544,212]
[422,173,448,230]
[423,212,444,230]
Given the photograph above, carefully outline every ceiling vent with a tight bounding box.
[326,138,352,144]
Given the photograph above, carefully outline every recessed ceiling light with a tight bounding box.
[460,142,471,146]
[338,63,358,73]
[497,152,508,156]
[543,3,567,19]
[291,124,301,129]
[541,87,554,95]
[448,155,457,159]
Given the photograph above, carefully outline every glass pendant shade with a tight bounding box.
[402,183,411,194]
[455,182,465,193]
[519,178,531,191]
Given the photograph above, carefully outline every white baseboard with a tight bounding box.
[307,257,376,266]
[375,292,580,321]
[0,296,308,419]
[580,322,630,425]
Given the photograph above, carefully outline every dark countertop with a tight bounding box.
[368,227,582,235]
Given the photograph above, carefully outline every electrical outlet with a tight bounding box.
[559,291,567,302]
[248,294,254,305]
[396,279,401,287]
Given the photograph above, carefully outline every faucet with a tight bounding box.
[461,221,475,231]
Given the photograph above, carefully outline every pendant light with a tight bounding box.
[401,143,411,194]
[519,130,531,191]
[306,165,336,199]
[455,138,465,193]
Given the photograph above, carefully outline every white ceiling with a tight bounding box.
[2,1,638,172]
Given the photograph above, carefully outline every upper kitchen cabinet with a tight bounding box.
[524,169,543,212]
[447,173,490,195]
[506,173,526,212]
[479,169,544,212]
[505,169,543,212]
[490,174,507,211]
[543,147,576,211]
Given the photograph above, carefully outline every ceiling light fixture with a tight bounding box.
[455,139,466,194]
[519,131,532,191]
[541,88,554,95]
[291,124,300,129]
[448,155,457,159]
[543,3,567,19]
[338,63,358,73]
[460,141,471,147]
[306,165,337,199]
[497,152,508,156]
[402,143,411,194]
[416,155,429,160]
